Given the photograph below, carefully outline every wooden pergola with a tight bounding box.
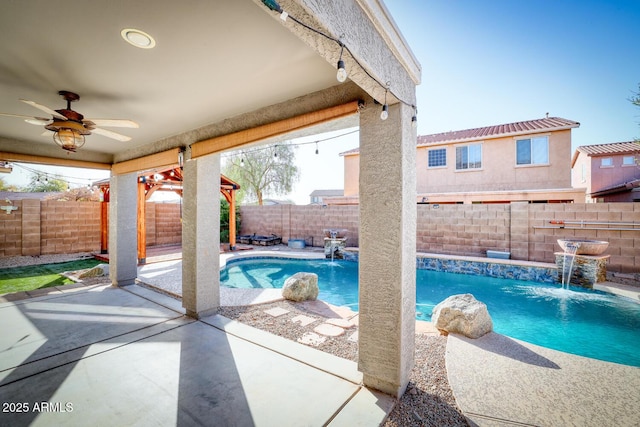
[97,166,240,263]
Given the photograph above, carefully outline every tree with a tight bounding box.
[23,173,68,192]
[220,197,241,243]
[630,82,640,143]
[223,144,300,205]
[45,187,100,201]
[631,83,640,108]
[0,176,19,192]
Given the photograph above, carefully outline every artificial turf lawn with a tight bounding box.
[0,258,103,294]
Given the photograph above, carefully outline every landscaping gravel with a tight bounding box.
[218,301,469,426]
[0,252,96,269]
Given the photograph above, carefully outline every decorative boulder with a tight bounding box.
[431,293,492,339]
[78,263,109,279]
[282,272,319,302]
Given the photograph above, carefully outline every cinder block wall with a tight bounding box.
[240,205,360,247]
[145,202,157,246]
[153,203,182,245]
[0,201,24,257]
[240,203,640,273]
[40,201,101,254]
[526,203,640,273]
[1,200,637,272]
[417,204,511,256]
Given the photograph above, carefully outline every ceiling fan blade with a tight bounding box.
[0,113,51,125]
[20,99,67,120]
[91,127,131,142]
[84,118,139,128]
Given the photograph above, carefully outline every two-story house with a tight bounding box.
[309,189,344,205]
[334,116,585,204]
[571,141,640,202]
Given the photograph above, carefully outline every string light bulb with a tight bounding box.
[411,108,418,128]
[240,157,244,166]
[380,85,390,120]
[336,43,347,83]
[315,142,319,155]
[380,104,389,121]
[379,87,389,120]
[274,146,278,159]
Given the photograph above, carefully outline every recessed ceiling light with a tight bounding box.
[121,28,156,49]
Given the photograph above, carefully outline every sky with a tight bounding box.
[3,0,639,204]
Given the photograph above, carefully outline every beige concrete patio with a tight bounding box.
[0,282,394,426]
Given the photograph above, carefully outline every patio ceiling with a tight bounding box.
[0,0,343,165]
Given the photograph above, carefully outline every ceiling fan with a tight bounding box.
[0,90,138,152]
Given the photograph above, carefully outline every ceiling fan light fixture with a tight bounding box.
[53,128,85,152]
[121,28,156,49]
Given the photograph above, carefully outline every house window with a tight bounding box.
[581,164,586,183]
[456,144,482,170]
[516,136,548,165]
[623,155,635,166]
[428,148,446,168]
[601,157,613,167]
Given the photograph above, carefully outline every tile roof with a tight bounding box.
[309,189,344,197]
[576,141,640,156]
[340,116,579,156]
[416,117,580,146]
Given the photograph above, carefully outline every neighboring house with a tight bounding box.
[571,141,640,202]
[309,189,343,205]
[338,116,585,204]
[256,199,294,206]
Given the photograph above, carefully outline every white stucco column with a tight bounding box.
[109,172,138,286]
[358,101,417,397]
[181,153,220,318]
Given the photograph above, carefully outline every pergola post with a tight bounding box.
[229,188,237,251]
[99,188,109,254]
[358,100,417,397]
[137,180,147,264]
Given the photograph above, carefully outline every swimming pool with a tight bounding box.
[220,257,640,367]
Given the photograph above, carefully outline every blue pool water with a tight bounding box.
[220,258,640,367]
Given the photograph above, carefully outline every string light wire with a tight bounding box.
[221,128,358,160]
[260,0,417,122]
[10,163,107,188]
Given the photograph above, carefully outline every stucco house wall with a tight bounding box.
[415,129,573,193]
[572,142,640,202]
[341,117,582,203]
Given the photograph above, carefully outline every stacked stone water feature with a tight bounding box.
[554,239,610,288]
[324,229,347,260]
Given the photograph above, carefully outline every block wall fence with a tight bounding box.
[1,200,638,273]
[239,203,640,273]
[0,201,182,258]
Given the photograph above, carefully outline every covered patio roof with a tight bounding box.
[0,0,423,403]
